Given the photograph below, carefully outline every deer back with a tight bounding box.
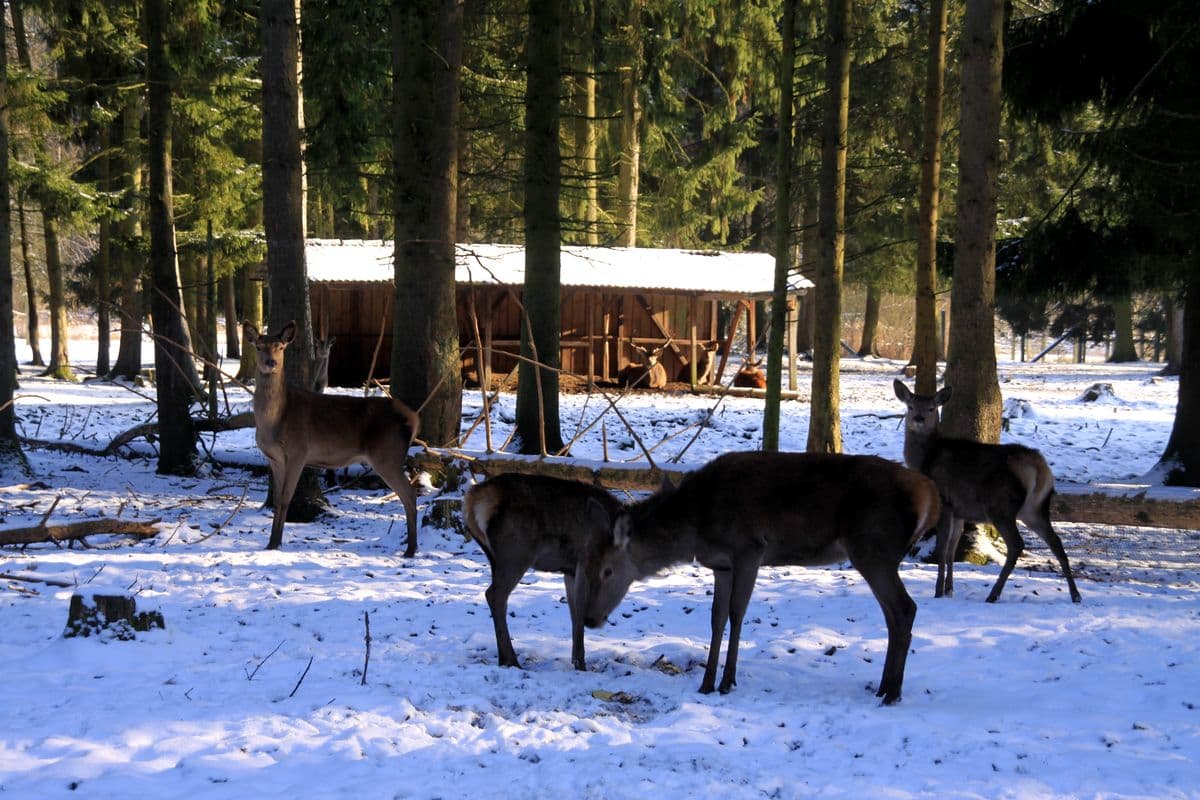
[582,451,938,624]
[465,474,622,571]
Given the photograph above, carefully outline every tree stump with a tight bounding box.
[63,590,165,640]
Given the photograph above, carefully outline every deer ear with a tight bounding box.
[584,497,611,531]
[242,321,260,342]
[279,321,297,344]
[934,386,952,406]
[893,379,911,402]
[613,516,632,550]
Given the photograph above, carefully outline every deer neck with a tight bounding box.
[252,370,291,427]
[628,495,699,575]
[903,423,940,474]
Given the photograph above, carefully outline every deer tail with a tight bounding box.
[463,483,498,558]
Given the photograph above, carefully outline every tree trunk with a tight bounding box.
[0,5,23,478]
[1164,297,1183,375]
[807,0,852,455]
[572,0,599,245]
[262,0,325,519]
[940,0,1004,443]
[236,265,261,382]
[764,0,796,452]
[913,0,947,394]
[223,270,239,359]
[17,193,43,366]
[146,0,197,475]
[11,2,41,369]
[110,95,144,381]
[517,0,565,455]
[40,218,74,381]
[1157,265,1200,485]
[1108,295,1139,362]
[857,283,881,357]
[95,124,113,377]
[391,0,465,447]
[615,0,642,247]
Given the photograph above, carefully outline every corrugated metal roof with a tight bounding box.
[306,240,812,295]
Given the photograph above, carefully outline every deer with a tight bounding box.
[617,344,667,389]
[244,321,422,556]
[463,473,624,671]
[579,451,940,705]
[732,361,766,389]
[312,335,335,392]
[893,380,1082,604]
[678,342,719,385]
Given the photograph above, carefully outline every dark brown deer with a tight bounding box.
[579,451,940,704]
[617,344,667,389]
[893,380,1082,604]
[312,335,335,392]
[245,321,421,556]
[464,473,623,670]
[678,343,719,385]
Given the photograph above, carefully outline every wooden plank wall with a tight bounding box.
[315,281,720,388]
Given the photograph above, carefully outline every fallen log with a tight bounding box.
[0,517,162,546]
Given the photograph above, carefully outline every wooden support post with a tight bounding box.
[689,294,700,386]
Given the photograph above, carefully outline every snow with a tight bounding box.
[306,240,813,295]
[3,332,1199,799]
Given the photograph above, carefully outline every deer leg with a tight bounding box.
[483,556,528,669]
[700,567,733,694]
[717,560,761,695]
[1023,514,1082,603]
[267,459,304,550]
[935,514,963,598]
[986,519,1026,603]
[565,571,587,671]
[853,557,916,705]
[373,458,420,558]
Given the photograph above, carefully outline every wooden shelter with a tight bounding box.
[305,240,811,389]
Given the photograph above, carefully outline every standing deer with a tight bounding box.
[245,321,421,556]
[312,335,335,392]
[579,451,940,704]
[893,380,1082,603]
[618,344,667,389]
[464,473,623,670]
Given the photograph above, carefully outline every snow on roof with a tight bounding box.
[306,240,812,296]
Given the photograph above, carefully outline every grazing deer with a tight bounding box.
[464,473,623,670]
[679,343,719,385]
[245,321,422,556]
[893,380,1082,603]
[312,335,335,392]
[618,344,667,389]
[579,451,940,704]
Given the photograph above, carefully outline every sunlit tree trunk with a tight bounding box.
[807,0,852,455]
[615,0,642,247]
[764,0,796,452]
[110,96,144,380]
[857,283,881,357]
[913,0,948,394]
[516,0,565,454]
[1108,295,1138,362]
[146,0,197,474]
[262,0,326,516]
[941,0,1004,442]
[0,5,26,476]
[41,218,74,381]
[391,0,464,446]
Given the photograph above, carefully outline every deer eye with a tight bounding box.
[602,567,614,579]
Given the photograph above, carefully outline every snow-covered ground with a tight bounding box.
[2,334,1198,799]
